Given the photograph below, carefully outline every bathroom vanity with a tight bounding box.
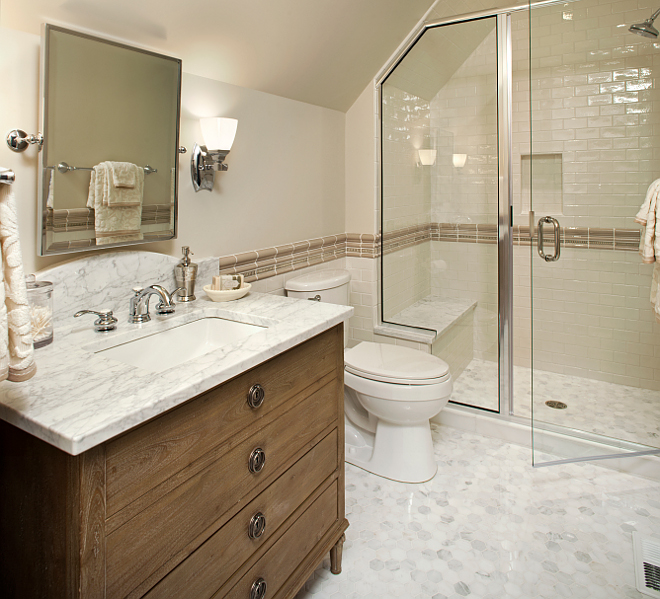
[0,291,352,598]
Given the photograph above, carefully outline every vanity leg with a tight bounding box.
[330,534,346,575]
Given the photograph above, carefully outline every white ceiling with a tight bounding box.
[1,0,437,112]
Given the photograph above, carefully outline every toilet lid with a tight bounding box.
[344,342,450,385]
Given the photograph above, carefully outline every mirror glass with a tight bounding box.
[39,25,181,255]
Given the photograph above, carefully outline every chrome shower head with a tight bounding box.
[630,8,660,38]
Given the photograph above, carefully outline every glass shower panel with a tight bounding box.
[380,17,500,411]
[528,0,660,464]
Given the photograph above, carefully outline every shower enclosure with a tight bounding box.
[378,0,660,466]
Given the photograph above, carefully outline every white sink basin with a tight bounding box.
[97,317,265,373]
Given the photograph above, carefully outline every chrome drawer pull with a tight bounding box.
[248,512,267,539]
[247,384,265,409]
[250,578,267,599]
[248,447,266,473]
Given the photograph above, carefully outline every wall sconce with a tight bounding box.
[452,153,467,168]
[418,149,437,166]
[191,117,238,192]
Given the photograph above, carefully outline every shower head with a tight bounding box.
[629,8,660,38]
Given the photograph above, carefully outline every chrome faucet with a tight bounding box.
[129,285,180,324]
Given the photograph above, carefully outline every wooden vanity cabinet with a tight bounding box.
[0,324,348,599]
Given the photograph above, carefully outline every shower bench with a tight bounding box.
[374,296,477,381]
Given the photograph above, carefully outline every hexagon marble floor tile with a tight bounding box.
[295,425,660,599]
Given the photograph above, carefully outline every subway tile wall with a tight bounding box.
[380,81,434,317]
[379,0,660,392]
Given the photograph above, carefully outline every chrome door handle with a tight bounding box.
[537,216,561,262]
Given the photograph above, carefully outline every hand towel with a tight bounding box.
[87,164,143,246]
[0,183,36,382]
[635,178,660,323]
[107,161,139,188]
[102,162,144,207]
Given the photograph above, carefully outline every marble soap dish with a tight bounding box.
[203,283,251,302]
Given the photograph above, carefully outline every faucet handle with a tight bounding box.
[155,287,185,315]
[132,287,144,295]
[74,309,118,332]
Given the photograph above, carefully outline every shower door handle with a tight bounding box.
[537,216,561,262]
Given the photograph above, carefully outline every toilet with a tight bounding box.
[285,269,452,483]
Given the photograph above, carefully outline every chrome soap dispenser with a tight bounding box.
[175,246,197,302]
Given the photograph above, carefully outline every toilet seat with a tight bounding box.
[345,342,450,386]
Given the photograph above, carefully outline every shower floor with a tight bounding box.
[450,359,660,449]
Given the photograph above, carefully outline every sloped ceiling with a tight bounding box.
[0,0,437,112]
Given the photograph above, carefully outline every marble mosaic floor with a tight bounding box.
[450,359,660,448]
[296,426,660,599]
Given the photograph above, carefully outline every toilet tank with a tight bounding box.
[284,269,351,305]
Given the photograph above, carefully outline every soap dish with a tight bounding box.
[203,283,251,302]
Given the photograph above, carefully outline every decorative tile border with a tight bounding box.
[219,234,347,282]
[44,204,172,233]
[217,224,642,282]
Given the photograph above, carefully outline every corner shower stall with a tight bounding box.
[379,0,660,465]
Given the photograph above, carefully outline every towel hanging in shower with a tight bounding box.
[635,178,660,323]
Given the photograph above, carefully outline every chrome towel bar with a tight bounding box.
[48,162,157,175]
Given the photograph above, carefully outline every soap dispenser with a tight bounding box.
[175,246,197,302]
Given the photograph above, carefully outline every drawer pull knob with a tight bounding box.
[250,578,267,599]
[248,447,266,473]
[247,384,265,409]
[248,512,267,539]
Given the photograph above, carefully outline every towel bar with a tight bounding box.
[0,169,15,185]
[49,162,157,175]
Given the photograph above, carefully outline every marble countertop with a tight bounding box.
[0,292,352,455]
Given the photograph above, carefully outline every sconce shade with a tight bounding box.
[200,117,238,151]
[418,149,437,166]
[452,153,467,168]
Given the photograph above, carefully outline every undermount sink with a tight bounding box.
[97,317,266,373]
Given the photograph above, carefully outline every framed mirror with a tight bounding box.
[39,25,182,255]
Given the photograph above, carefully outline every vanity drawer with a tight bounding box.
[221,480,339,599]
[106,378,340,599]
[106,326,341,517]
[144,429,339,599]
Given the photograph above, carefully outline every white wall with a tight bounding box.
[0,26,346,275]
[345,85,377,235]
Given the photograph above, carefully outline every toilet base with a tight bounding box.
[345,416,438,484]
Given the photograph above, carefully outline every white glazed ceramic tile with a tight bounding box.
[450,359,660,448]
[0,291,352,454]
[297,426,660,599]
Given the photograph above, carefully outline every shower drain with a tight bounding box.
[545,400,568,410]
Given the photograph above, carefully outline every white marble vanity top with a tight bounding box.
[0,292,352,455]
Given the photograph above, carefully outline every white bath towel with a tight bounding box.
[87,165,143,246]
[635,178,660,323]
[0,183,36,382]
[102,162,144,207]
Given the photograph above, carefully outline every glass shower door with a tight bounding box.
[379,15,504,413]
[529,0,660,465]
